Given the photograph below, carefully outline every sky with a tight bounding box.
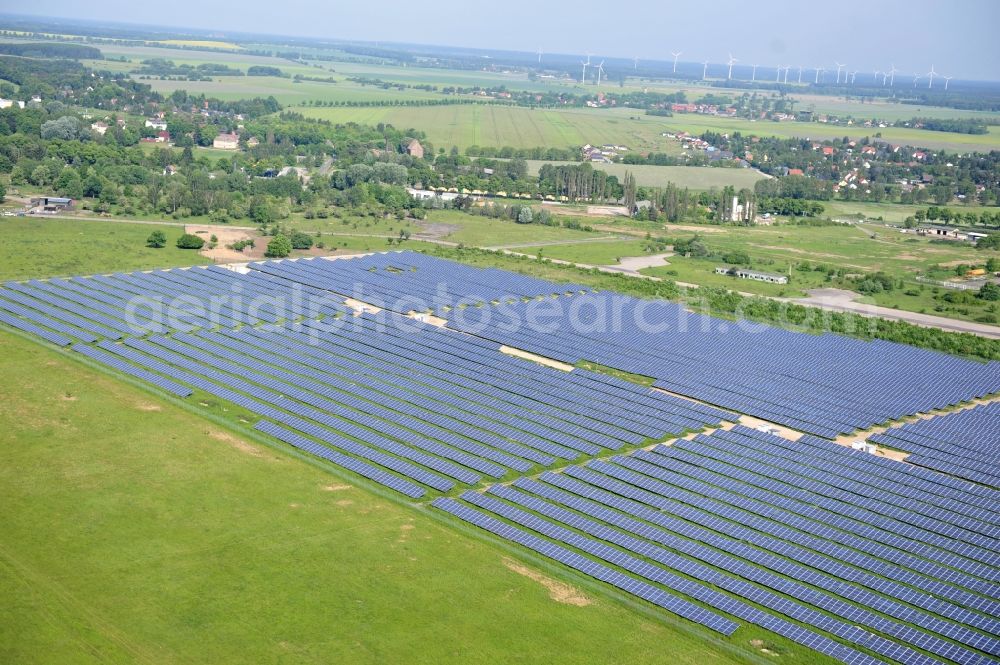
[13,0,1000,80]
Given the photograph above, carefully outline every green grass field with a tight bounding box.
[0,329,776,665]
[525,161,768,191]
[515,239,664,265]
[300,105,685,152]
[0,218,212,281]
[422,210,600,246]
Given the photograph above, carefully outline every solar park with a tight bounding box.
[1,250,998,665]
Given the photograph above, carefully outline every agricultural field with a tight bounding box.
[525,161,769,191]
[656,114,1000,152]
[300,105,684,152]
[0,329,753,665]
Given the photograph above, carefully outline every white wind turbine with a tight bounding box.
[580,54,591,84]
[926,64,938,89]
[595,60,605,86]
[633,56,639,71]
[727,53,738,80]
[849,70,857,85]
[834,61,845,84]
[943,75,953,91]
[537,47,542,64]
[751,63,758,81]
[775,65,781,82]
[702,60,710,80]
[783,65,791,84]
[873,69,882,86]
[887,64,898,87]
[814,67,825,84]
[797,65,803,84]
[913,74,922,87]
[671,51,682,73]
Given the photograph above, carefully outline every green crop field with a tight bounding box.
[0,329,775,665]
[299,105,686,151]
[525,161,769,191]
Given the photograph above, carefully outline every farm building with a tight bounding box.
[405,139,425,159]
[213,133,240,150]
[715,266,788,284]
[916,225,980,242]
[29,196,74,212]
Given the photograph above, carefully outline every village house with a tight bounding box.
[212,132,240,150]
[405,139,425,159]
[90,121,109,135]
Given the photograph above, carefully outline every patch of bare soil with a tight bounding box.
[133,401,162,412]
[187,224,258,263]
[322,484,352,492]
[208,429,264,458]
[414,221,460,239]
[503,557,591,606]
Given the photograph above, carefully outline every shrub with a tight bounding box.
[146,230,167,248]
[289,231,314,250]
[176,233,205,249]
[265,234,292,258]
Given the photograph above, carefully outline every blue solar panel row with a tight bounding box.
[431,497,740,637]
[447,292,1000,441]
[480,484,964,665]
[428,434,1000,664]
[509,476,986,665]
[870,404,1000,488]
[599,455,1000,638]
[694,427,999,541]
[255,420,425,499]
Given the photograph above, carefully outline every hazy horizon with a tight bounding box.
[6,1,1000,82]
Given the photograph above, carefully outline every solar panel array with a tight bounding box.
[0,265,349,340]
[436,425,1000,665]
[448,293,1000,439]
[248,252,588,316]
[869,403,1000,488]
[4,253,1000,663]
[7,292,729,497]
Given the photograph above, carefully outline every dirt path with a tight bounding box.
[786,288,1000,339]
[606,252,673,272]
[485,235,621,250]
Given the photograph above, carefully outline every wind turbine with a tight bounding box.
[887,64,897,87]
[913,74,922,88]
[580,54,591,84]
[783,65,791,84]
[775,65,781,82]
[727,53,738,80]
[814,67,824,84]
[537,47,542,64]
[849,70,857,85]
[595,60,605,86]
[834,61,845,84]
[926,64,938,89]
[797,65,803,84]
[671,51,682,73]
[873,69,881,86]
[943,75,953,91]
[702,60,709,80]
[633,56,639,71]
[751,63,758,81]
